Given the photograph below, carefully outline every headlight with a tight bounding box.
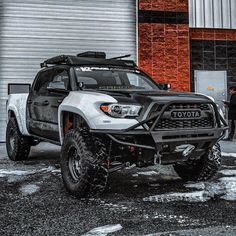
[100,104,142,118]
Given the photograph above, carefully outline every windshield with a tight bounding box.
[74,67,160,90]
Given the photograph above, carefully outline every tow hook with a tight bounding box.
[154,152,161,165]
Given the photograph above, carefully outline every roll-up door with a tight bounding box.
[0,0,137,141]
[189,0,236,29]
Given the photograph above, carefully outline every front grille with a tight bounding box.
[148,103,215,130]
[166,104,211,111]
[155,118,214,130]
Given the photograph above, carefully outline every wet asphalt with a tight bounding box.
[1,141,236,236]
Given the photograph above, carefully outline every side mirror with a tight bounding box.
[78,81,85,90]
[160,83,171,91]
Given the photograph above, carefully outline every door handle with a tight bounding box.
[27,100,32,104]
[42,100,49,106]
[57,99,63,103]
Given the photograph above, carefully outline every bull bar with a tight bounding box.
[90,100,228,151]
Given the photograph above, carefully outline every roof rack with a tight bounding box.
[40,55,74,68]
[40,52,137,69]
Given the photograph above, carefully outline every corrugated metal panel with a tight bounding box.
[231,0,236,28]
[189,0,236,29]
[195,0,204,28]
[205,0,213,28]
[0,0,137,141]
[213,0,223,29]
[189,0,195,27]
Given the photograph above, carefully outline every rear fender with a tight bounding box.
[7,94,30,136]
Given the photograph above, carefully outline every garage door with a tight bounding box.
[0,0,137,142]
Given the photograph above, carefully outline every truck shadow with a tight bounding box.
[106,167,183,197]
[28,143,185,198]
[25,142,61,165]
[20,142,233,200]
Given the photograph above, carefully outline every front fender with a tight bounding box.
[58,91,139,144]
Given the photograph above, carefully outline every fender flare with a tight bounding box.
[7,107,23,131]
[7,95,30,136]
[58,106,93,144]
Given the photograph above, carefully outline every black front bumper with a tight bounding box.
[90,100,228,152]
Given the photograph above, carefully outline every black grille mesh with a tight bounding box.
[166,104,210,111]
[155,118,214,130]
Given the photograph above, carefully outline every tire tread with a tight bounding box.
[60,128,108,198]
[173,144,221,181]
[6,118,31,161]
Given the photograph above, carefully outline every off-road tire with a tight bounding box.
[173,143,221,181]
[6,118,31,161]
[60,128,109,198]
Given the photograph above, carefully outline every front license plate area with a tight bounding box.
[174,144,196,157]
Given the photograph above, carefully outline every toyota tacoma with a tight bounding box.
[6,51,228,197]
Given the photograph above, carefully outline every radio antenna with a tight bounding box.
[109,54,131,60]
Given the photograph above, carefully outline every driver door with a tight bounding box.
[27,67,70,141]
[40,67,70,141]
[27,68,55,137]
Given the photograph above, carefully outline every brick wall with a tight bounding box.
[138,0,190,91]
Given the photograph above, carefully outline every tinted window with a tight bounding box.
[34,70,54,94]
[50,69,70,90]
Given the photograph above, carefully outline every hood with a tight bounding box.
[95,89,211,104]
[93,89,212,120]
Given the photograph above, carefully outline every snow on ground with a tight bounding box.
[136,171,159,176]
[144,169,236,203]
[51,169,61,173]
[141,150,236,203]
[0,166,55,178]
[184,182,205,190]
[97,201,137,213]
[186,177,236,201]
[221,152,236,158]
[151,213,201,226]
[82,224,123,236]
[143,191,210,203]
[219,176,236,182]
[19,184,40,196]
[0,169,32,177]
[145,225,236,236]
[125,164,136,170]
[103,203,129,211]
[133,166,179,180]
[219,169,236,175]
